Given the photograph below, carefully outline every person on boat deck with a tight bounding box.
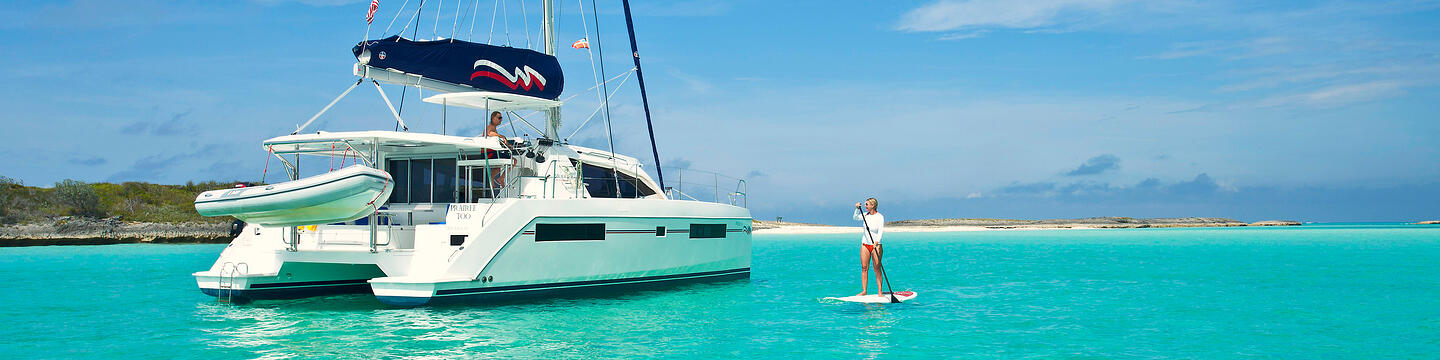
[483,111,512,188]
[485,111,508,143]
[853,197,886,296]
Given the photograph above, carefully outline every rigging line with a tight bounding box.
[520,0,530,50]
[468,0,480,41]
[558,68,634,103]
[577,0,600,93]
[508,111,547,135]
[396,0,426,131]
[382,0,413,36]
[397,0,427,40]
[508,112,522,136]
[590,0,620,196]
[433,0,443,40]
[565,70,635,140]
[450,0,466,41]
[503,0,511,46]
[488,0,499,43]
[575,0,605,137]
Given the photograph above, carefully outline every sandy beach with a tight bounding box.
[753,217,1302,235]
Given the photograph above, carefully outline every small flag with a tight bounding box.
[571,38,589,49]
[366,0,379,24]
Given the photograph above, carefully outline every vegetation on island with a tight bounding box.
[0,175,237,225]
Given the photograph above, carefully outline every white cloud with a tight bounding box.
[895,0,1130,32]
[666,69,714,93]
[1254,81,1407,108]
[937,30,990,41]
[1141,37,1296,60]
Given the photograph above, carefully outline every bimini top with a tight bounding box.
[353,36,565,100]
[423,91,561,111]
[263,131,510,158]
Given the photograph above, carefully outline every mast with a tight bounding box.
[542,0,561,139]
[620,0,665,191]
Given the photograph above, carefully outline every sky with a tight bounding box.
[1,0,1438,224]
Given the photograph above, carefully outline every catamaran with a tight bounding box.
[193,0,751,306]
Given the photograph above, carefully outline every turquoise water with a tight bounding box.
[2,224,1438,358]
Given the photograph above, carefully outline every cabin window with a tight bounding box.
[535,224,606,241]
[432,158,456,203]
[656,226,666,237]
[408,159,431,203]
[578,163,658,198]
[689,224,727,239]
[387,157,460,204]
[387,160,410,203]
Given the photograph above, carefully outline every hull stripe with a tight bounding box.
[247,278,372,289]
[433,267,750,296]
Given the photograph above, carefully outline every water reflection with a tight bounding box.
[192,280,755,358]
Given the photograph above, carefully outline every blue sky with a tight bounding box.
[2,0,1438,224]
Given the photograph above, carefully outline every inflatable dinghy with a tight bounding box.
[195,165,393,227]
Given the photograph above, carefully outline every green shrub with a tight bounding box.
[55,179,105,218]
[0,175,18,223]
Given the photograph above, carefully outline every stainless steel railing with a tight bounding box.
[662,167,747,208]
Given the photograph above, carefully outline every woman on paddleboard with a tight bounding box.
[854,197,885,296]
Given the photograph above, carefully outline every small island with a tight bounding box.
[1418,220,1440,225]
[1,176,1313,245]
[756,217,1301,234]
[1,177,233,247]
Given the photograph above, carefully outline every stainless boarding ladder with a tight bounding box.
[217,262,248,303]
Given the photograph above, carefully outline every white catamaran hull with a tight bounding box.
[194,198,751,305]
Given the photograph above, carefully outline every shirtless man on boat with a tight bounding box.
[484,111,513,187]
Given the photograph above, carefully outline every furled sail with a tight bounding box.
[353,36,565,100]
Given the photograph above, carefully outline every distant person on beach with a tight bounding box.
[853,197,885,296]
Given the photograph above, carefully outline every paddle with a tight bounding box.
[857,203,900,303]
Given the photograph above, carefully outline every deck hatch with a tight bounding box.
[535,223,606,241]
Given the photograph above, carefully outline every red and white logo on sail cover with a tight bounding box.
[470,59,547,91]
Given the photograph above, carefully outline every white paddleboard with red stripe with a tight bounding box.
[825,291,917,303]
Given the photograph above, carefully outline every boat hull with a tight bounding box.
[195,199,752,306]
[375,268,749,306]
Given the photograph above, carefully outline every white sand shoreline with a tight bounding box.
[754,225,1028,235]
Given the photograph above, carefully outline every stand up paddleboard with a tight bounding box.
[825,291,918,303]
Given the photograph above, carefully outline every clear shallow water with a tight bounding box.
[2,224,1437,359]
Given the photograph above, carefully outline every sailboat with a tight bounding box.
[192,0,751,306]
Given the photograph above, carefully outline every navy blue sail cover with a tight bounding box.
[354,36,565,100]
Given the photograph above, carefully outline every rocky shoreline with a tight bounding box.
[0,217,232,247]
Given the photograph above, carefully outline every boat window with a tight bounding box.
[656,226,666,237]
[535,223,606,241]
[433,158,456,203]
[689,224,727,239]
[578,163,657,198]
[387,159,410,203]
[387,158,460,204]
[409,159,431,203]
